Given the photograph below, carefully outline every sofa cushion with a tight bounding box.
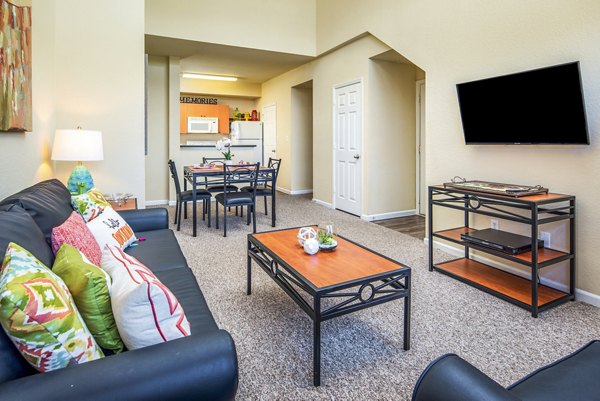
[154,268,218,336]
[0,179,73,243]
[52,244,124,354]
[124,229,188,272]
[87,206,137,250]
[100,246,191,350]
[0,243,104,372]
[508,340,600,401]
[0,204,54,268]
[51,211,102,266]
[71,188,111,222]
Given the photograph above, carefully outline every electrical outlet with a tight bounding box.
[539,231,551,248]
[490,220,499,230]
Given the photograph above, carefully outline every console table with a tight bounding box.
[428,185,575,317]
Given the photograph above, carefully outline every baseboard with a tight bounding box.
[145,200,169,207]
[425,238,600,308]
[361,209,416,222]
[312,198,333,209]
[276,187,313,195]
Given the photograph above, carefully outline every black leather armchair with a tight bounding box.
[412,340,600,401]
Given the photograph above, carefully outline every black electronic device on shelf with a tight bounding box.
[461,228,544,255]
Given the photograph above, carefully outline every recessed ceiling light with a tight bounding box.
[182,73,238,82]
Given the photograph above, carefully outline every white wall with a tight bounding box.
[145,0,316,56]
[366,60,417,216]
[316,0,600,296]
[0,0,145,202]
[146,56,170,203]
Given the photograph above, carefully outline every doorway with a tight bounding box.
[416,80,426,215]
[262,104,277,163]
[291,80,313,193]
[333,80,362,216]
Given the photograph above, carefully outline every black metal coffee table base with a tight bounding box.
[247,233,411,386]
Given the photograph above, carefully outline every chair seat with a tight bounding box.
[240,186,273,196]
[206,185,239,193]
[180,189,211,202]
[215,192,254,206]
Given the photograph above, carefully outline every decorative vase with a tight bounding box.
[225,160,233,165]
[297,227,317,246]
[303,238,320,255]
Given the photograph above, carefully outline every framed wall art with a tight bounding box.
[0,0,31,132]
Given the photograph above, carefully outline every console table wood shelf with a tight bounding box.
[428,185,575,317]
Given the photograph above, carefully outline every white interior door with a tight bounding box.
[416,80,426,215]
[262,104,277,164]
[334,81,362,216]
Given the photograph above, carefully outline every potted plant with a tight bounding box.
[216,138,234,164]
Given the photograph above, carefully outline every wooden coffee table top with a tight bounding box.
[250,227,409,289]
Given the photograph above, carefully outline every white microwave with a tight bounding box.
[188,117,219,133]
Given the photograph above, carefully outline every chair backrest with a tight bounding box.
[203,157,226,165]
[168,159,182,196]
[268,158,282,183]
[223,163,260,189]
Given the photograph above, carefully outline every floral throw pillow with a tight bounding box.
[101,246,190,350]
[51,211,102,266]
[0,243,104,372]
[71,188,111,222]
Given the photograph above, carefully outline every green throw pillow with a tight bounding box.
[53,244,124,354]
[0,242,104,372]
[71,188,111,222]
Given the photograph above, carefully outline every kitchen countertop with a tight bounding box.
[180,144,257,148]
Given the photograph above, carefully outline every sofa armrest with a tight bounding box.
[412,354,520,401]
[118,208,168,232]
[0,330,238,401]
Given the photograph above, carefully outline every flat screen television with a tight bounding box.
[456,62,589,145]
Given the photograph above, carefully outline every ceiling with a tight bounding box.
[145,35,315,84]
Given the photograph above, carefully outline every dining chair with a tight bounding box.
[240,158,281,218]
[168,160,212,231]
[214,163,260,237]
[202,157,239,194]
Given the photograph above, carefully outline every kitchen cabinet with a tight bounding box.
[180,104,230,134]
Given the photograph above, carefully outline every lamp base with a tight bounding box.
[67,165,94,194]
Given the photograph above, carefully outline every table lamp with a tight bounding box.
[51,127,103,194]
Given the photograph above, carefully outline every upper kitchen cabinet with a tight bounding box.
[180,103,230,134]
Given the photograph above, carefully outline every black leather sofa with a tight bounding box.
[0,179,238,401]
[412,340,600,401]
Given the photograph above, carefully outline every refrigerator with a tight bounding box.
[230,121,263,164]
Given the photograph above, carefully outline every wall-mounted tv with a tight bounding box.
[456,62,589,145]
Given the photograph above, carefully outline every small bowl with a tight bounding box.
[319,239,338,252]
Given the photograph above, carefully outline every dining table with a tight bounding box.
[183,164,278,237]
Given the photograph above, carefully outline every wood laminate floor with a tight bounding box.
[374,215,425,240]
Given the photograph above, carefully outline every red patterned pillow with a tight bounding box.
[51,211,102,266]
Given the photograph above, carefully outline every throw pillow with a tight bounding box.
[101,245,190,350]
[51,211,102,266]
[71,188,111,222]
[0,204,55,268]
[86,206,137,250]
[52,244,124,354]
[0,243,104,372]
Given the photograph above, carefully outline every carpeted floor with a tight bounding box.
[165,193,600,400]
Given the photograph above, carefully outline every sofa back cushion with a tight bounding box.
[0,179,73,242]
[0,204,54,268]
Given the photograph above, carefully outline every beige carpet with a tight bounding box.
[165,194,600,400]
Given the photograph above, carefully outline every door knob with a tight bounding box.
[353,154,360,159]
[271,150,276,153]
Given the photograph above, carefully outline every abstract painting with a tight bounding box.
[0,0,31,132]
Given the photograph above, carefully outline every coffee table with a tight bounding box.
[247,227,411,386]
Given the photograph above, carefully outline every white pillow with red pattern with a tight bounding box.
[100,245,190,350]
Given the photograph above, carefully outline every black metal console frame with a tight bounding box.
[247,228,411,386]
[428,186,576,318]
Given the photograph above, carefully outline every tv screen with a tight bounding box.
[457,62,589,145]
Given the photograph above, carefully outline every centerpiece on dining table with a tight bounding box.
[215,138,235,165]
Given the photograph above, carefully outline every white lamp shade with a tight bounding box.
[52,129,104,161]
